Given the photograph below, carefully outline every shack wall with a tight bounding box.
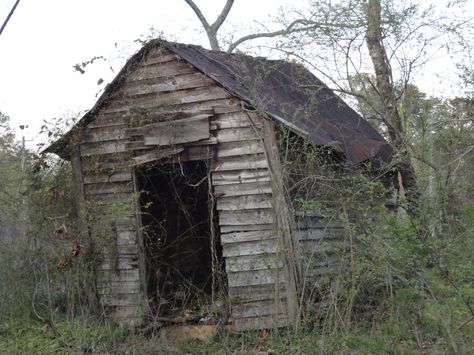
[74,44,295,329]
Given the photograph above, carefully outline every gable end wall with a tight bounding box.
[75,45,295,329]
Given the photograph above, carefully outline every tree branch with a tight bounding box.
[0,0,21,38]
[184,0,211,31]
[227,20,310,53]
[227,19,341,53]
[184,0,234,51]
[210,0,234,33]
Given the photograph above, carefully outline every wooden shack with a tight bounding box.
[46,40,392,330]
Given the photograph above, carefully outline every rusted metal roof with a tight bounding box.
[46,39,392,164]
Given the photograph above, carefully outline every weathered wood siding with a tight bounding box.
[75,44,293,328]
[294,211,347,288]
[214,112,292,331]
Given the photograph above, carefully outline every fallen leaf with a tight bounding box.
[40,320,53,333]
[57,255,68,269]
[71,241,85,257]
[53,224,70,240]
[259,329,270,340]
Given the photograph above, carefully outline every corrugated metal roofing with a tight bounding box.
[46,39,392,164]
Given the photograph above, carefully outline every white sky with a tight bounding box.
[0,0,297,149]
[0,0,472,150]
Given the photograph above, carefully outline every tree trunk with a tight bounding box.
[366,0,419,214]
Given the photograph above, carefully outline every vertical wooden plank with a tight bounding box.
[70,145,99,311]
[71,146,86,226]
[259,115,300,328]
[132,170,149,314]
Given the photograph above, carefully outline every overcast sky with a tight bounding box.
[0,0,472,150]
[0,0,299,148]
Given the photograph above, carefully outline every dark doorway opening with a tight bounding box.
[136,160,224,318]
